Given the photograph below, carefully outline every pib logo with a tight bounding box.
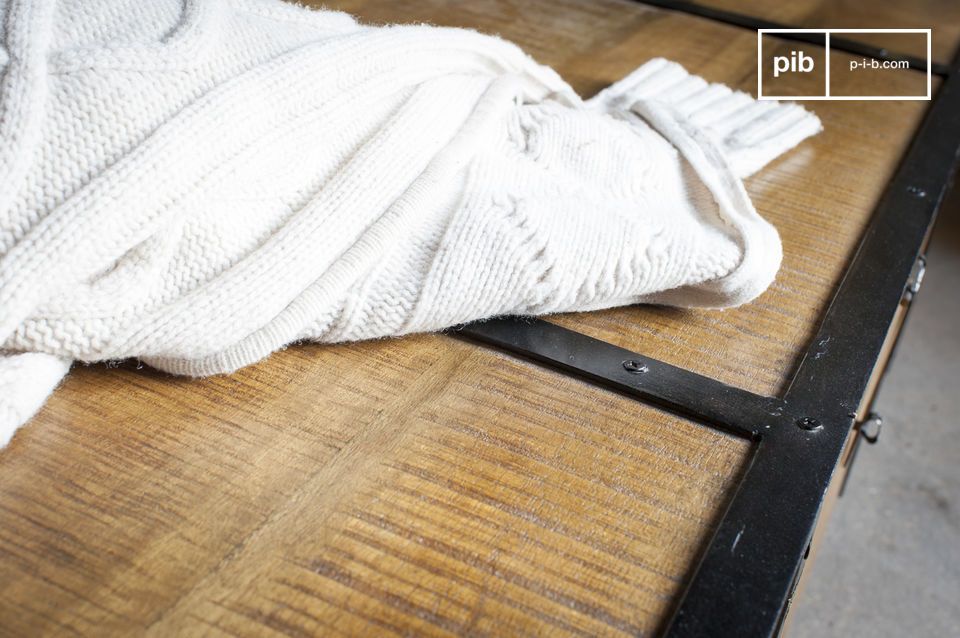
[773,51,815,77]
[758,28,930,100]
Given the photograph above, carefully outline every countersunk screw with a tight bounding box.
[796,416,823,432]
[623,360,648,374]
[907,185,927,198]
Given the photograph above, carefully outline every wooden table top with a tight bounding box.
[0,1,940,636]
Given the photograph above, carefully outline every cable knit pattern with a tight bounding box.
[0,0,821,446]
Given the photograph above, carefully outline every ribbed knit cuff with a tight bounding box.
[589,58,821,177]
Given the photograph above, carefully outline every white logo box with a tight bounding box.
[757,28,932,101]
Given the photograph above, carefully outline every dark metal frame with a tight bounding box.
[451,9,960,637]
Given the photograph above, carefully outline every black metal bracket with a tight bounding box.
[453,316,853,637]
[451,20,960,638]
[456,316,783,439]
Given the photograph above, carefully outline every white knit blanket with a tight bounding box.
[0,0,821,446]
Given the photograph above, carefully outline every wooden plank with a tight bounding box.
[0,337,748,636]
[692,0,960,65]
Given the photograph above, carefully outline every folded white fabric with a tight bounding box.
[0,0,821,446]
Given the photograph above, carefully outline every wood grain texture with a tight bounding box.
[0,337,748,636]
[0,1,937,635]
[695,0,960,64]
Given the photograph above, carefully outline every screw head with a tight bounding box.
[622,360,648,374]
[796,416,823,432]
